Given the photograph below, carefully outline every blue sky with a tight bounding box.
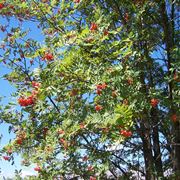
[0,16,44,178]
[0,4,173,178]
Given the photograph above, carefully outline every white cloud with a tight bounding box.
[1,171,15,179]
[21,169,37,178]
[0,167,37,179]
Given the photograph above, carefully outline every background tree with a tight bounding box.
[0,0,179,179]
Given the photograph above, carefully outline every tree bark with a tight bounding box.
[139,119,155,180]
[151,109,163,177]
[137,29,155,179]
[160,1,180,175]
[144,40,164,178]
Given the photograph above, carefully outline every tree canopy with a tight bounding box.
[0,0,179,179]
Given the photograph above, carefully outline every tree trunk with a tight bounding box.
[160,1,180,174]
[144,39,164,178]
[139,119,155,180]
[137,54,155,179]
[174,122,180,175]
[151,109,163,177]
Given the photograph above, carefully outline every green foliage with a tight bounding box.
[0,0,179,179]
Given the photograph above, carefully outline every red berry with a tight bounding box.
[34,166,41,172]
[101,83,107,89]
[0,3,4,10]
[26,96,34,104]
[82,155,88,161]
[174,72,180,82]
[3,156,10,161]
[96,83,107,95]
[43,127,49,135]
[124,13,129,22]
[32,81,40,89]
[30,59,34,65]
[127,78,133,85]
[96,89,102,95]
[43,52,54,61]
[87,165,93,171]
[103,30,109,36]
[171,114,177,123]
[18,97,27,106]
[74,0,80,3]
[102,127,109,133]
[16,138,23,145]
[90,177,96,180]
[95,105,103,111]
[7,148,13,155]
[32,90,38,96]
[79,122,85,129]
[90,23,98,31]
[59,138,68,149]
[96,84,102,90]
[59,138,65,144]
[120,130,132,138]
[150,98,159,108]
[18,94,36,107]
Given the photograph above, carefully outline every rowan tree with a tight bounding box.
[0,0,179,179]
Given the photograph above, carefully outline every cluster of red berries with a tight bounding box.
[3,156,10,161]
[74,0,80,3]
[18,95,35,106]
[120,130,132,138]
[42,52,54,61]
[89,23,109,36]
[171,114,177,123]
[32,81,40,89]
[42,127,49,137]
[94,83,107,111]
[101,127,109,133]
[95,104,103,111]
[16,137,24,145]
[0,3,4,10]
[103,29,109,36]
[90,176,96,180]
[90,23,98,31]
[7,148,13,155]
[30,59,34,65]
[59,138,68,149]
[79,122,85,129]
[59,138,66,144]
[150,98,159,108]
[18,81,40,107]
[96,83,107,95]
[2,147,13,161]
[127,78,133,85]
[124,12,129,22]
[15,131,26,145]
[34,166,41,172]
[82,155,88,161]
